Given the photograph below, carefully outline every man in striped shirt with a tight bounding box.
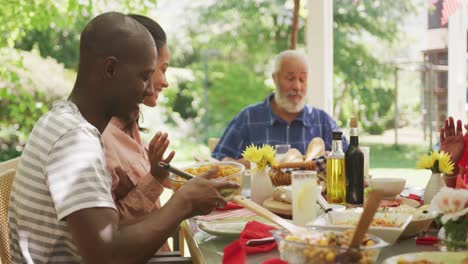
[9,12,237,264]
[212,50,347,168]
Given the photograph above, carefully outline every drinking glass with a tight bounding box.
[292,170,317,226]
[275,144,290,162]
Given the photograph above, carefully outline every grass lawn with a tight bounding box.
[365,143,428,169]
[362,143,431,188]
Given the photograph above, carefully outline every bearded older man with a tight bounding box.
[212,50,348,168]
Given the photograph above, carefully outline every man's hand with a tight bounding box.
[173,166,240,218]
[440,117,465,167]
[148,131,176,183]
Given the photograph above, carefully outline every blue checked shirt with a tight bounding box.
[212,94,348,160]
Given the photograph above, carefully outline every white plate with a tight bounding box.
[383,251,468,264]
[307,211,412,244]
[197,216,276,237]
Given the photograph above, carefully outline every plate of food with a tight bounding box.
[272,229,388,263]
[308,211,412,244]
[168,161,245,199]
[382,251,468,264]
[379,204,437,239]
[197,216,276,237]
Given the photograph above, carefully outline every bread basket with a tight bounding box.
[269,159,327,194]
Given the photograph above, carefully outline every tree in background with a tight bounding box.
[172,0,418,138]
[0,0,158,161]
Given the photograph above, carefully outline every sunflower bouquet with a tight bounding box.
[242,144,277,170]
[416,150,454,174]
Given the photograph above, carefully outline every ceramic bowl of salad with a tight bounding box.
[272,229,388,264]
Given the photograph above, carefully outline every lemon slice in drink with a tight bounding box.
[297,181,316,210]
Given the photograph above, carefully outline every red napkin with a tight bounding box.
[416,236,438,245]
[223,221,278,264]
[408,194,422,205]
[216,201,243,211]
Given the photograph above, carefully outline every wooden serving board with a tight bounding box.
[262,197,292,216]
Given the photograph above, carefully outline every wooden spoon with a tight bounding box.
[232,195,305,234]
[335,190,384,263]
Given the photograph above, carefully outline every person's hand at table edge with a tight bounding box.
[174,166,240,218]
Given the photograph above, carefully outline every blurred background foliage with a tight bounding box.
[1,0,421,162]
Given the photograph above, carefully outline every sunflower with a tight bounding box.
[438,151,455,174]
[242,144,277,170]
[416,150,454,174]
[416,153,433,170]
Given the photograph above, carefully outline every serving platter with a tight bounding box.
[197,216,276,237]
[383,251,468,264]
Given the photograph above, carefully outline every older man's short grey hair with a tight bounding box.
[272,50,309,74]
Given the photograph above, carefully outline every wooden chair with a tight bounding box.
[0,158,19,175]
[0,169,15,264]
[0,158,190,264]
[208,138,220,153]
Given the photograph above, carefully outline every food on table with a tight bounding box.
[281,148,304,163]
[379,205,432,221]
[335,216,403,228]
[396,259,443,264]
[184,164,240,178]
[270,138,328,191]
[272,186,290,203]
[275,229,384,264]
[305,137,326,161]
[169,163,243,198]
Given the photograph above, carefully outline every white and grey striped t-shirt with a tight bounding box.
[9,101,117,263]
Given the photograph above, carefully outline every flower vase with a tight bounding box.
[250,167,273,205]
[424,172,445,205]
[438,226,468,251]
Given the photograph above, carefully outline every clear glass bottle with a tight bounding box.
[326,131,346,204]
[345,117,364,207]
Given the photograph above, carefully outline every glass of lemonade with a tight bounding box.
[275,144,291,162]
[292,170,317,226]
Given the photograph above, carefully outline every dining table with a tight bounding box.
[180,184,444,264]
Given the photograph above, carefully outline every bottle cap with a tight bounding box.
[350,117,358,128]
[332,131,342,140]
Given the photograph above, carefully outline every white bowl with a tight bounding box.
[169,161,245,199]
[369,178,406,199]
[308,211,413,244]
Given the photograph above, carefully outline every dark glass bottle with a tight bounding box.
[345,117,364,206]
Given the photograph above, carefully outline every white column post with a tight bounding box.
[306,0,334,115]
[447,1,467,120]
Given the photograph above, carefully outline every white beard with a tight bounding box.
[274,92,306,113]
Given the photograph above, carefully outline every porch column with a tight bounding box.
[447,4,467,120]
[306,0,334,115]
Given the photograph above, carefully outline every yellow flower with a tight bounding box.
[430,150,440,165]
[416,154,432,170]
[416,150,454,174]
[438,151,454,175]
[242,144,277,170]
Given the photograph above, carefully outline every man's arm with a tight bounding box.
[67,169,239,264]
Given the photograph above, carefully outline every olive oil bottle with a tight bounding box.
[326,131,346,204]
